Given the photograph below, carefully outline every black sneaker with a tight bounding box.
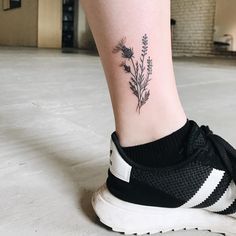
[92,120,236,235]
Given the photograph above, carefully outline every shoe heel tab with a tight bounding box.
[110,134,132,183]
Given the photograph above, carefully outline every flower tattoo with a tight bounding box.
[113,34,153,113]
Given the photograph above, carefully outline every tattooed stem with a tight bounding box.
[130,71,135,78]
[131,58,137,77]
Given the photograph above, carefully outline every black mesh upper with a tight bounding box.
[131,162,212,202]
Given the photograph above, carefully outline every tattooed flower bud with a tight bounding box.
[147,57,153,75]
[123,64,131,73]
[121,46,134,59]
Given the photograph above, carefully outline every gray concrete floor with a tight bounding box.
[0,47,236,236]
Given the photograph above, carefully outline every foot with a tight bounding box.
[92,120,236,235]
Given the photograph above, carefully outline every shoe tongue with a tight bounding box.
[186,121,235,171]
[186,121,207,156]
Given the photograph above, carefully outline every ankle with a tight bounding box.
[116,115,187,147]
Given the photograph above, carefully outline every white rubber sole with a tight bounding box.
[92,184,236,235]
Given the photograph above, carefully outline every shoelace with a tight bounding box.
[200,125,236,183]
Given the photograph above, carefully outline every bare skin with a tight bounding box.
[80,0,187,147]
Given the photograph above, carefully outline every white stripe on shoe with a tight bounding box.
[204,181,236,212]
[181,169,225,208]
[109,140,132,183]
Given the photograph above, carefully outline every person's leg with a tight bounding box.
[80,1,236,235]
[80,0,186,147]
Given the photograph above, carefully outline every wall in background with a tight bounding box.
[77,0,219,55]
[77,1,96,50]
[171,0,216,56]
[0,0,38,47]
[1,0,233,55]
[214,0,236,51]
[38,0,62,48]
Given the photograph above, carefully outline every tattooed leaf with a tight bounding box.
[140,79,148,90]
[129,81,138,98]
[145,90,150,100]
[141,90,150,106]
[131,77,137,85]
